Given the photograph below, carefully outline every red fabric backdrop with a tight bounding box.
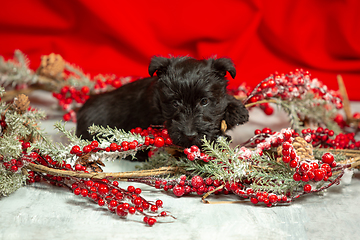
[1,0,360,100]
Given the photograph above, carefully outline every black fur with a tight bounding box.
[76,56,249,148]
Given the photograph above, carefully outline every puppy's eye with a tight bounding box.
[172,100,180,108]
[200,98,209,106]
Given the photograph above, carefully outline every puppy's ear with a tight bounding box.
[211,58,236,79]
[148,56,171,77]
[224,95,249,129]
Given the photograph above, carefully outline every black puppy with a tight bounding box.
[76,56,249,147]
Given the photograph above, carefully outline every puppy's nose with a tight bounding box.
[185,132,197,142]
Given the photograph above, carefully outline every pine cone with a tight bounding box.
[37,53,65,79]
[277,137,314,161]
[292,137,314,160]
[13,94,30,114]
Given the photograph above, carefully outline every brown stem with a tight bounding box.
[244,99,278,109]
[26,162,182,180]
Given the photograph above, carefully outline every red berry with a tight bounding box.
[250,197,259,204]
[283,131,292,140]
[304,184,312,193]
[129,141,137,149]
[184,148,191,155]
[81,86,90,94]
[74,164,83,171]
[264,107,274,115]
[246,188,254,194]
[91,141,99,147]
[282,149,290,156]
[22,142,31,149]
[301,174,309,182]
[80,189,88,197]
[197,176,209,186]
[300,163,310,172]
[254,129,262,135]
[115,192,124,200]
[191,175,204,188]
[122,203,129,209]
[98,184,109,195]
[63,113,71,121]
[134,197,142,206]
[73,187,81,195]
[269,195,278,203]
[187,153,196,161]
[71,145,81,154]
[262,127,272,134]
[293,173,301,181]
[165,138,173,145]
[134,127,142,134]
[173,185,185,197]
[282,142,291,150]
[147,218,156,226]
[314,169,325,181]
[282,156,291,163]
[322,153,334,164]
[83,145,92,153]
[98,199,105,206]
[311,162,319,169]
[135,188,142,194]
[127,185,135,193]
[142,201,150,209]
[289,160,298,168]
[150,205,158,212]
[110,143,118,151]
[156,200,163,207]
[154,137,165,148]
[190,145,200,152]
[29,152,39,159]
[307,171,315,180]
[128,207,136,214]
[109,200,118,208]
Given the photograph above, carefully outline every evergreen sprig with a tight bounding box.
[0,50,38,88]
[275,93,342,134]
[88,124,145,144]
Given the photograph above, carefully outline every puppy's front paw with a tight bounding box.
[224,95,249,129]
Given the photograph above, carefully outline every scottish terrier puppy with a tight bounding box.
[76,56,249,148]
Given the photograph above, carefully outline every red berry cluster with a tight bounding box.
[53,85,91,121]
[292,154,335,183]
[1,140,36,174]
[20,149,172,226]
[184,145,211,162]
[68,127,173,163]
[139,175,227,197]
[300,127,359,149]
[70,140,142,158]
[130,127,173,148]
[52,76,136,122]
[71,179,169,226]
[139,174,290,207]
[241,69,343,115]
[244,189,288,207]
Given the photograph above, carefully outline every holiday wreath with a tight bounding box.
[0,50,359,226]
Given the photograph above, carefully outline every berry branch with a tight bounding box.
[1,51,360,226]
